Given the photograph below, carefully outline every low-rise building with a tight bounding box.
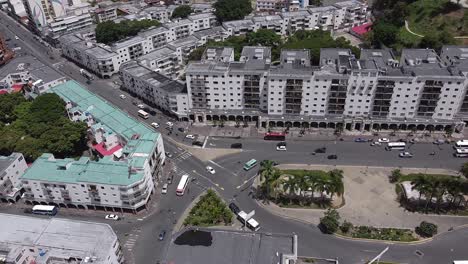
[94,7,118,23]
[0,213,124,264]
[21,80,166,212]
[222,19,256,36]
[0,153,27,203]
[137,46,180,76]
[192,26,227,45]
[167,35,200,64]
[120,61,189,117]
[188,12,217,32]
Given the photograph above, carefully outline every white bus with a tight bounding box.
[385,142,406,151]
[237,211,261,231]
[138,110,149,119]
[176,174,190,196]
[453,261,468,264]
[455,148,468,158]
[32,205,58,215]
[454,140,468,150]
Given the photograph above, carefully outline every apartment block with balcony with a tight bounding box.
[165,19,194,40]
[21,81,165,212]
[120,61,189,117]
[188,12,217,32]
[137,46,180,77]
[94,7,118,23]
[0,153,27,203]
[332,0,368,29]
[167,35,200,64]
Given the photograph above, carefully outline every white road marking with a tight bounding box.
[236,174,258,189]
[191,170,224,191]
[202,136,209,149]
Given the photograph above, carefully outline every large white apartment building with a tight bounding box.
[0,213,124,264]
[120,61,189,117]
[22,0,86,30]
[21,81,166,212]
[0,153,27,203]
[184,46,467,132]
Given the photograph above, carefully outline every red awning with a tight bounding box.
[93,142,122,156]
[351,22,372,36]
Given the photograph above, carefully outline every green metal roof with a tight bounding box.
[20,81,161,186]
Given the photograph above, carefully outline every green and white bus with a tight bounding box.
[243,159,257,171]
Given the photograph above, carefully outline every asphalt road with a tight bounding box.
[2,11,468,264]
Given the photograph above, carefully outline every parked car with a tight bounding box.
[206,166,215,174]
[105,214,120,221]
[231,143,243,148]
[137,104,145,109]
[119,94,126,99]
[276,145,287,151]
[315,147,326,153]
[327,154,338,159]
[167,175,173,184]
[192,141,203,147]
[161,183,168,194]
[186,134,195,140]
[151,122,159,129]
[166,121,174,127]
[229,202,240,214]
[178,127,185,133]
[399,152,414,158]
[354,138,367,143]
[158,230,166,241]
[433,139,444,145]
[14,35,19,40]
[370,141,381,146]
[165,152,173,158]
[378,138,390,143]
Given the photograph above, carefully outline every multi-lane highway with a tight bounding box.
[1,11,468,264]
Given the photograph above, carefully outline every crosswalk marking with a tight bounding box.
[173,151,192,162]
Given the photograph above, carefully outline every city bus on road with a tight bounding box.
[385,142,406,151]
[32,205,58,216]
[138,110,149,119]
[176,174,190,196]
[454,140,468,150]
[454,148,468,158]
[243,159,258,171]
[264,132,286,141]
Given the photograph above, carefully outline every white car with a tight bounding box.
[370,141,381,146]
[166,121,174,127]
[206,166,215,174]
[378,138,390,143]
[186,134,195,140]
[119,94,126,99]
[399,152,413,158]
[151,122,159,129]
[105,214,120,221]
[14,35,19,40]
[161,183,168,194]
[276,145,287,151]
[137,104,145,109]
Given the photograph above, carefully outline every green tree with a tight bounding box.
[415,221,438,237]
[389,169,402,183]
[328,169,344,200]
[188,46,206,61]
[371,20,399,48]
[461,163,468,178]
[319,208,341,234]
[96,19,160,44]
[340,220,353,233]
[214,0,252,22]
[171,5,193,19]
[246,29,282,47]
[0,93,26,123]
[184,189,233,226]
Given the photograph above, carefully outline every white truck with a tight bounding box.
[79,69,94,80]
[237,211,260,231]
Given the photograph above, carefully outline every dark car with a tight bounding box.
[315,147,326,153]
[23,208,32,214]
[165,152,173,158]
[167,175,173,184]
[231,143,243,148]
[327,154,338,159]
[178,127,185,133]
[354,138,367,143]
[143,107,156,116]
[277,141,287,146]
[192,140,203,147]
[229,202,240,214]
[158,230,166,241]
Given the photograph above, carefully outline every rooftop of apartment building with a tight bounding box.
[193,26,225,39]
[21,80,161,186]
[138,46,176,61]
[0,55,63,84]
[190,3,214,12]
[222,19,255,28]
[0,153,22,173]
[308,5,338,12]
[359,49,403,75]
[280,49,311,66]
[188,12,215,20]
[320,0,361,7]
[440,45,468,72]
[251,15,283,24]
[400,48,454,77]
[280,9,311,18]
[240,46,272,62]
[332,0,364,8]
[112,35,146,50]
[139,26,170,38]
[167,35,199,49]
[164,18,192,28]
[202,47,234,62]
[121,61,186,94]
[166,228,296,264]
[0,213,116,264]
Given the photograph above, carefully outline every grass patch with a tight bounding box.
[397,173,455,183]
[183,189,233,227]
[280,169,329,178]
[340,226,418,242]
[397,27,421,48]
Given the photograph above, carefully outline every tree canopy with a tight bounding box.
[184,189,233,226]
[96,19,160,44]
[171,5,193,19]
[213,0,252,22]
[0,93,87,162]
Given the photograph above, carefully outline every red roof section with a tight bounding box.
[11,83,23,93]
[93,142,122,156]
[351,22,372,36]
[0,90,8,95]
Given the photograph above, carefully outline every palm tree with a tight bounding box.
[259,160,279,199]
[313,175,329,203]
[411,175,431,208]
[282,176,298,203]
[328,169,344,201]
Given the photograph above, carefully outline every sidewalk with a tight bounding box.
[257,164,468,232]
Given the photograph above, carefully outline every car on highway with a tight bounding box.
[231,143,242,148]
[229,202,240,214]
[314,147,326,153]
[137,104,145,109]
[151,122,159,129]
[399,152,414,158]
[119,94,126,99]
[166,121,174,127]
[158,230,166,241]
[276,145,287,151]
[186,134,195,140]
[161,183,168,194]
[105,214,120,221]
[206,166,215,174]
[354,138,367,143]
[165,152,173,158]
[378,138,390,143]
[327,154,338,159]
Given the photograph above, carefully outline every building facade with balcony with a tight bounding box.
[20,81,165,212]
[185,46,467,132]
[0,153,27,203]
